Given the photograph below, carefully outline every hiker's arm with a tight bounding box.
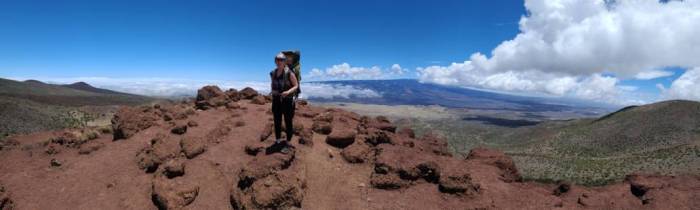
[282,73,299,97]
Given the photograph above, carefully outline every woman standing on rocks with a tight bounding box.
[270,52,299,152]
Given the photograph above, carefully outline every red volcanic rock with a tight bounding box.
[231,173,304,210]
[151,175,199,209]
[170,124,187,135]
[0,183,14,210]
[325,129,356,148]
[196,85,229,110]
[238,151,296,189]
[250,95,267,105]
[298,127,314,146]
[259,122,273,141]
[136,134,181,173]
[112,106,159,140]
[438,165,479,195]
[370,173,407,190]
[180,136,206,159]
[224,88,241,101]
[466,147,521,182]
[161,159,185,178]
[361,116,397,133]
[416,132,451,157]
[364,128,393,146]
[311,121,332,135]
[341,142,372,163]
[397,127,416,138]
[239,87,259,100]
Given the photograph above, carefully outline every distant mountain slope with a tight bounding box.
[0,78,156,139]
[458,100,700,185]
[0,78,153,106]
[61,81,124,95]
[308,79,610,114]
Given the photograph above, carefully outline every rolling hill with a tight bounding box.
[0,78,155,139]
[427,100,700,185]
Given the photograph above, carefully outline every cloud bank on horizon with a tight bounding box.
[10,77,382,100]
[415,0,700,105]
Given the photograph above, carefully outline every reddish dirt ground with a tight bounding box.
[0,86,698,210]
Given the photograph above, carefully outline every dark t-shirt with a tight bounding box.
[270,67,292,95]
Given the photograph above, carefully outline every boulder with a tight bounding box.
[250,95,267,105]
[112,106,159,140]
[362,116,397,133]
[180,137,206,159]
[171,124,187,135]
[417,133,451,156]
[136,134,181,173]
[231,173,304,210]
[466,147,521,182]
[152,176,199,210]
[161,159,185,178]
[364,128,393,146]
[311,121,332,135]
[239,87,259,100]
[225,88,241,101]
[187,120,198,127]
[298,127,314,146]
[259,122,273,141]
[325,129,356,148]
[370,173,407,190]
[341,142,372,163]
[438,166,479,195]
[238,151,295,190]
[195,85,228,110]
[225,101,241,109]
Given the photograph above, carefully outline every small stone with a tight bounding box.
[50,158,62,167]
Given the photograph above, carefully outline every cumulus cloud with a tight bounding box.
[660,67,700,100]
[634,70,675,80]
[418,0,700,104]
[308,63,406,80]
[390,64,408,75]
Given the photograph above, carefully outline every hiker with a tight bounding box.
[270,52,299,151]
[282,50,301,99]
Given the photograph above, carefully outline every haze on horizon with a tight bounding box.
[1,0,700,105]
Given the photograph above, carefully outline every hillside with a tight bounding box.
[424,100,700,185]
[0,86,697,209]
[0,78,155,140]
[0,78,153,106]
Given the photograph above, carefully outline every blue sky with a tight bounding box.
[1,0,699,104]
[0,0,522,81]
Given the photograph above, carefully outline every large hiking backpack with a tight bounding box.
[282,50,301,96]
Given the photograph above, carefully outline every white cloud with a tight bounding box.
[307,63,407,80]
[417,0,700,104]
[390,64,407,75]
[300,83,381,99]
[9,76,380,100]
[634,70,674,80]
[661,67,700,100]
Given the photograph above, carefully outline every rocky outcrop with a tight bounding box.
[325,129,356,148]
[180,137,206,159]
[112,106,159,140]
[239,87,259,100]
[196,85,228,110]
